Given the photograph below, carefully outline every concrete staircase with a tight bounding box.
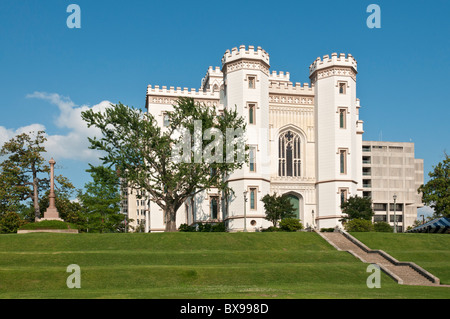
[318,231,441,286]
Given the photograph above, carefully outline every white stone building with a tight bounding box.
[122,45,423,232]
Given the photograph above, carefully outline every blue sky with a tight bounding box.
[0,0,449,216]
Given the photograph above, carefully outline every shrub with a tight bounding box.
[211,222,226,232]
[18,220,77,230]
[279,218,303,232]
[344,219,373,232]
[178,223,196,232]
[340,195,374,222]
[0,212,28,233]
[179,222,226,232]
[374,221,393,232]
[262,226,280,232]
[261,193,296,228]
[197,223,212,232]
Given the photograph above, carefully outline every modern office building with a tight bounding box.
[361,141,424,232]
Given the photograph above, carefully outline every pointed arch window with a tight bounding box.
[278,130,301,177]
[248,103,256,124]
[210,196,219,219]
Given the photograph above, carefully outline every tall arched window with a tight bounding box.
[278,130,301,177]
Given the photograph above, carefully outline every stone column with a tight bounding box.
[43,158,62,220]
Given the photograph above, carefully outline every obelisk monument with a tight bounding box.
[43,158,63,221]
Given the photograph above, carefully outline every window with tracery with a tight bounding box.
[278,130,301,177]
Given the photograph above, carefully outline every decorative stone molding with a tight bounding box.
[269,94,314,105]
[147,95,219,107]
[310,66,357,83]
[147,85,219,98]
[270,177,316,184]
[223,59,270,76]
[309,52,357,75]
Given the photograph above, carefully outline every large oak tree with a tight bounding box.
[82,97,247,232]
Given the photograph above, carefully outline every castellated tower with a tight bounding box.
[309,53,364,229]
[221,45,272,231]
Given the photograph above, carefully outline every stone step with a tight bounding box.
[319,231,439,286]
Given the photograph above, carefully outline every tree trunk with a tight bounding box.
[32,166,41,221]
[164,206,178,232]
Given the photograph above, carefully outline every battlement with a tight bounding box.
[269,70,290,82]
[269,81,315,95]
[309,53,357,75]
[206,66,223,76]
[147,85,219,99]
[222,45,270,66]
[201,66,223,90]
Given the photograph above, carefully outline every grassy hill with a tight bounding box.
[351,232,450,285]
[0,232,448,299]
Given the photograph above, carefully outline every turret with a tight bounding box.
[221,45,271,231]
[310,53,362,229]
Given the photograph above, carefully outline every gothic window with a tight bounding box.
[163,113,170,127]
[339,188,348,206]
[339,108,347,129]
[249,188,257,210]
[248,76,256,89]
[278,130,301,177]
[249,146,256,172]
[340,149,347,174]
[338,82,347,94]
[248,103,256,124]
[210,196,219,219]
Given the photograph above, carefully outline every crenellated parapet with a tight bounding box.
[309,53,357,82]
[269,81,315,106]
[221,45,270,75]
[309,53,357,74]
[206,65,223,76]
[222,45,270,65]
[147,85,219,97]
[269,81,315,95]
[269,70,290,82]
[146,85,220,108]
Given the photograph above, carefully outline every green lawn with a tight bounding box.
[351,232,450,285]
[0,232,448,299]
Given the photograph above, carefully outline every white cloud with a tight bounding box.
[0,124,47,151]
[417,205,435,219]
[0,92,112,164]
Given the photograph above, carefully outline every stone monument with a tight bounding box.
[18,158,78,233]
[42,158,63,221]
